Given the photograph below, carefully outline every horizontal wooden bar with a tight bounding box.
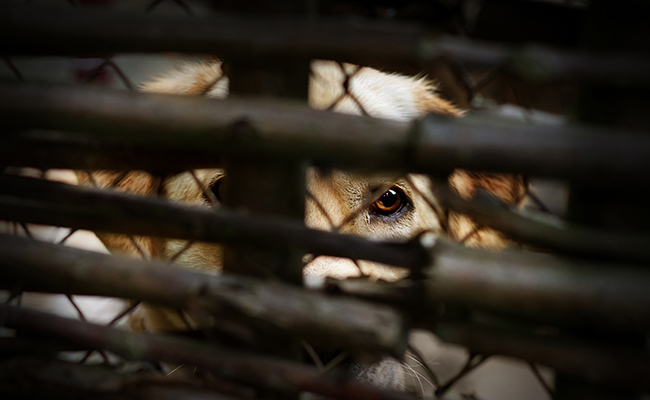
[2,83,650,182]
[3,238,649,388]
[435,322,650,389]
[328,239,650,332]
[3,225,650,334]
[416,114,650,184]
[5,170,650,275]
[429,240,650,332]
[0,357,253,399]
[0,133,223,172]
[0,82,407,174]
[2,4,650,83]
[3,171,650,332]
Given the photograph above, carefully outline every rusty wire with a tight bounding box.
[81,57,135,91]
[200,68,228,96]
[436,354,489,397]
[2,56,24,81]
[527,361,555,399]
[325,62,370,116]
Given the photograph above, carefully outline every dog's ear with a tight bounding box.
[140,61,228,97]
[76,171,161,259]
[408,79,527,250]
[449,170,527,206]
[412,78,464,118]
[447,170,527,250]
[77,62,228,259]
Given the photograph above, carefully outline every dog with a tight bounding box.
[80,60,525,390]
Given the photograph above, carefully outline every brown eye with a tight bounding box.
[370,186,406,215]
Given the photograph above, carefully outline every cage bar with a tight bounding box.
[2,4,650,84]
[3,83,650,182]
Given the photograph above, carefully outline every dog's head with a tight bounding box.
[84,60,522,390]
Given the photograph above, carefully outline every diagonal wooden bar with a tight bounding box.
[2,4,650,84]
[428,178,650,264]
[2,218,650,334]
[5,252,650,387]
[324,240,650,333]
[434,322,650,390]
[2,223,650,335]
[2,83,650,182]
[3,170,650,272]
[0,303,410,400]
[0,233,406,355]
[0,356,253,399]
[0,82,407,174]
[0,174,424,270]
[427,240,650,333]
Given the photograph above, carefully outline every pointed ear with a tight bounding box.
[449,170,527,205]
[447,170,527,250]
[76,170,161,259]
[412,81,527,250]
[75,61,226,259]
[140,61,228,97]
[412,77,465,118]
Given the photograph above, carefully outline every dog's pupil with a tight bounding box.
[380,189,398,208]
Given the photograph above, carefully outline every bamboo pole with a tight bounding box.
[0,83,407,174]
[220,2,313,378]
[417,114,650,184]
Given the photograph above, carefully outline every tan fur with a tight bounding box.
[84,60,522,389]
[448,170,526,249]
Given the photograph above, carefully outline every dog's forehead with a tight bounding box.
[164,169,222,202]
[311,168,400,186]
[309,61,422,121]
[309,169,409,198]
[165,168,405,199]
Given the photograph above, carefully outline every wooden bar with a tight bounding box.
[0,233,405,354]
[427,240,650,333]
[3,83,650,182]
[0,174,423,269]
[0,303,410,400]
[2,4,650,83]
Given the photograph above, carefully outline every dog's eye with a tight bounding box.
[370,186,406,215]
